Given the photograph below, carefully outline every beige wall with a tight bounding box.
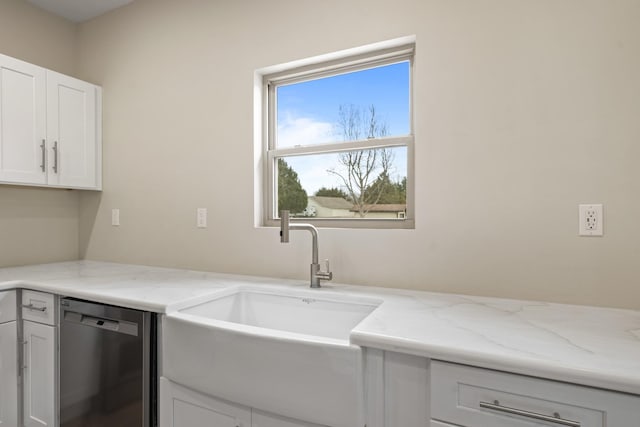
[0,0,77,75]
[0,0,80,267]
[68,0,639,309]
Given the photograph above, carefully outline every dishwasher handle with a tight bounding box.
[63,310,139,336]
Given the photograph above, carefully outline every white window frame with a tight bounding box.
[256,37,415,229]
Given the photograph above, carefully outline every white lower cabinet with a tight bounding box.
[23,319,56,427]
[0,321,18,427]
[364,349,430,427]
[431,360,640,427]
[161,349,430,427]
[161,377,251,427]
[252,411,324,427]
[0,290,17,427]
[160,378,333,427]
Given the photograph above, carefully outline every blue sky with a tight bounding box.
[276,61,410,195]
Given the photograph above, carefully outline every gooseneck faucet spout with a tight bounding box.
[280,210,333,288]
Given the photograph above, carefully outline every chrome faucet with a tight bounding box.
[280,210,333,288]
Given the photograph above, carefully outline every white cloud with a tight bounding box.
[277,113,334,148]
[286,154,344,195]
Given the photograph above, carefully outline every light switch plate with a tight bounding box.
[111,209,120,226]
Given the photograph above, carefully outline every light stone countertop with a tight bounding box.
[2,260,640,395]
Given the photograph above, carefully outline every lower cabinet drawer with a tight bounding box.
[22,290,56,325]
[431,360,640,427]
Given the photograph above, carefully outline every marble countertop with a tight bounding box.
[2,260,640,395]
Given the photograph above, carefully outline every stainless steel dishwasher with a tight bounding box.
[59,297,157,427]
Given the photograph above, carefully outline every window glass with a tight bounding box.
[276,62,410,148]
[277,146,407,219]
[264,43,414,228]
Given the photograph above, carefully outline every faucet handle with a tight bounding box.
[322,259,333,281]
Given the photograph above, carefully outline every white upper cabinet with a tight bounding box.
[0,55,47,185]
[0,53,102,190]
[46,71,99,189]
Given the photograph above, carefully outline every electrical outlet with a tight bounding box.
[197,208,207,228]
[579,204,603,236]
[585,209,597,230]
[111,209,120,226]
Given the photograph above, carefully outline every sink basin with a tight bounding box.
[162,288,380,427]
[179,288,376,341]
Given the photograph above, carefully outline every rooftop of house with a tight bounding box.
[308,196,354,210]
[351,204,407,213]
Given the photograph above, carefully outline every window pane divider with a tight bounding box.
[269,135,414,158]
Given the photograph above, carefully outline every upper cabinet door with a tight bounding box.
[46,71,99,189]
[0,54,47,185]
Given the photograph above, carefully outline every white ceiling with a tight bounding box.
[27,0,134,23]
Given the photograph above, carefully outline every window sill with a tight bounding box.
[263,218,415,230]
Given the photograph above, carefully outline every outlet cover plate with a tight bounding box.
[579,204,603,236]
[197,208,207,228]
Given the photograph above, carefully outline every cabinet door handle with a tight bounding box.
[52,141,58,173]
[40,140,46,172]
[480,400,580,427]
[22,303,47,312]
[23,340,28,370]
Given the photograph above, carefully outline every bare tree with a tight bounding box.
[336,104,388,140]
[328,104,394,217]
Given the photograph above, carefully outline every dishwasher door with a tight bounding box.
[59,298,153,427]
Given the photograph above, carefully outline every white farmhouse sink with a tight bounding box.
[179,288,376,340]
[162,288,380,427]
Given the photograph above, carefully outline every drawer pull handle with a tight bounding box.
[479,400,580,427]
[22,304,47,312]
